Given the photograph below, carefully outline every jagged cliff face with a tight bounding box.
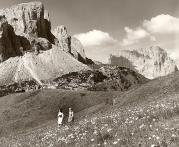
[0,2,54,42]
[0,1,91,65]
[52,25,88,62]
[0,15,31,62]
[0,2,92,85]
[109,46,178,79]
[0,2,55,62]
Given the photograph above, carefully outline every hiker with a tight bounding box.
[58,109,64,127]
[68,107,74,123]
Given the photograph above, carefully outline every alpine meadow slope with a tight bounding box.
[0,1,179,147]
[0,69,179,146]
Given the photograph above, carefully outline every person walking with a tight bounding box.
[68,107,74,123]
[58,109,64,128]
[57,109,64,145]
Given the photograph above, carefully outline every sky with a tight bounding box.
[0,0,179,64]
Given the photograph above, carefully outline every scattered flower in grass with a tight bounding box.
[107,128,112,132]
[91,138,94,142]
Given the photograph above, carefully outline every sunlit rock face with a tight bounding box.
[0,2,55,62]
[53,25,94,64]
[0,2,93,85]
[0,1,54,42]
[109,46,178,79]
[53,25,72,53]
[0,1,93,65]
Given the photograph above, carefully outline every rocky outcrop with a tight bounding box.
[51,65,148,91]
[0,2,55,62]
[53,25,71,53]
[109,46,178,79]
[71,37,86,59]
[0,2,93,65]
[0,15,31,62]
[53,25,94,64]
[0,1,93,85]
[0,1,54,42]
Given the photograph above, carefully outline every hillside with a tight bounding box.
[0,89,121,137]
[0,71,179,146]
[0,46,89,86]
[54,65,148,91]
[0,1,179,147]
[0,65,147,97]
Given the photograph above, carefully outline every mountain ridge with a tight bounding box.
[109,46,178,79]
[0,46,90,86]
[0,1,93,85]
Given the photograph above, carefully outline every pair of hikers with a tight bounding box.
[58,107,74,127]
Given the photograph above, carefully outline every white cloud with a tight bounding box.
[143,14,179,34]
[121,14,179,46]
[74,30,119,63]
[74,15,179,63]
[74,30,117,47]
[121,27,155,46]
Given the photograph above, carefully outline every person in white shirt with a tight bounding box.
[58,109,64,127]
[68,107,74,123]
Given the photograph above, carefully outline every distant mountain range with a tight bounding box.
[109,46,178,79]
[0,1,178,87]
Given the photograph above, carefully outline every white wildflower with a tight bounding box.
[107,128,112,132]
[172,134,176,137]
[113,141,118,144]
[91,138,94,142]
[139,124,145,129]
[156,136,160,140]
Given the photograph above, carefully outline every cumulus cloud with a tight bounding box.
[143,14,179,34]
[74,30,117,47]
[74,30,119,63]
[121,14,179,46]
[121,27,155,46]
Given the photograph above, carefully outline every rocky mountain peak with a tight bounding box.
[109,46,178,79]
[52,25,71,53]
[0,1,54,42]
[53,25,69,39]
[0,2,93,85]
[0,1,92,64]
[53,25,94,64]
